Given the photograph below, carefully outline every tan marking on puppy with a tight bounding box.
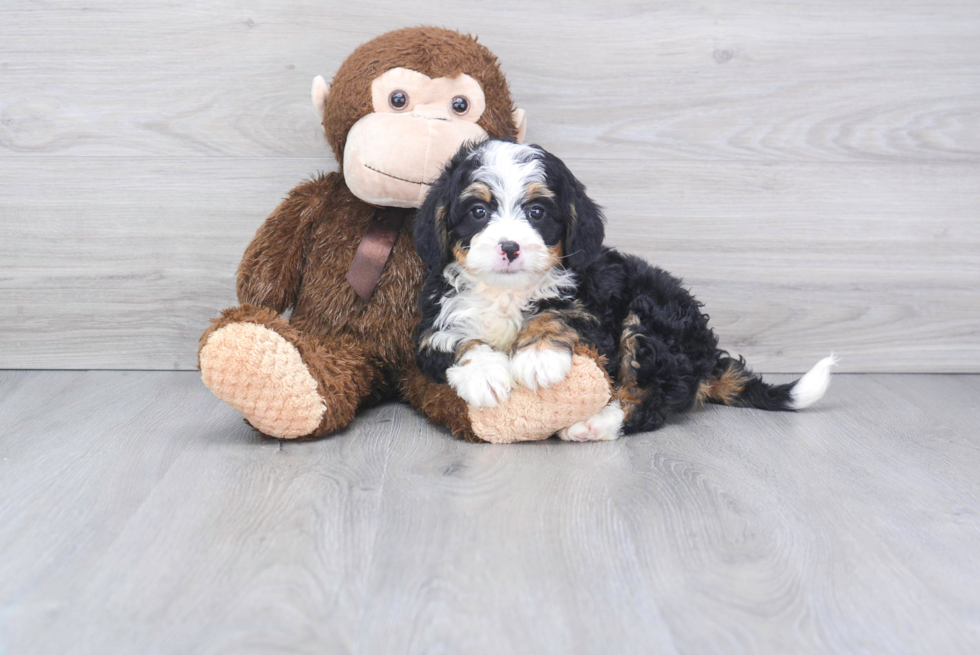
[559,301,598,325]
[618,313,642,376]
[614,386,645,423]
[696,365,748,405]
[454,339,486,362]
[435,204,448,255]
[615,312,647,421]
[525,182,556,201]
[452,243,472,270]
[461,182,492,202]
[512,311,579,355]
[567,202,579,251]
[547,243,563,264]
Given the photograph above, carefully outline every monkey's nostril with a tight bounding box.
[500,240,520,262]
[413,105,452,121]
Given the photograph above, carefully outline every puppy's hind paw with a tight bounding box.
[510,347,573,391]
[558,401,625,442]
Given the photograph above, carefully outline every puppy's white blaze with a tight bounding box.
[510,347,573,391]
[558,401,625,442]
[789,354,839,409]
[472,141,544,216]
[446,344,512,407]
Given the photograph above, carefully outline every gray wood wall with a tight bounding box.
[1,1,977,372]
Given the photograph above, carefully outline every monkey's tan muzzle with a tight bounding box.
[343,112,489,208]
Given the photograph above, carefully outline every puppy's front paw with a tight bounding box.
[447,344,512,408]
[510,346,573,391]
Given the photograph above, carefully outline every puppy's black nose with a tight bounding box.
[500,241,521,262]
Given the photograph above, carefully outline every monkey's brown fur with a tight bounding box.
[199,156,472,438]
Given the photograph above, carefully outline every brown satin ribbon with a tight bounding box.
[345,207,406,303]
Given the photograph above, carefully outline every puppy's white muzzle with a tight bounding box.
[466,215,552,286]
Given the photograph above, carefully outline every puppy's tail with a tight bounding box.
[698,353,838,411]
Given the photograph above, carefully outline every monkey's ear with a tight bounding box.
[512,108,527,143]
[311,76,330,115]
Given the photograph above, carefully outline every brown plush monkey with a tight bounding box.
[198,27,611,442]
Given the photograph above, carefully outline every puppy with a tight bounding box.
[413,139,836,441]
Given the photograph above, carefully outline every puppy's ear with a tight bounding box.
[541,150,605,273]
[415,183,450,275]
[414,141,477,275]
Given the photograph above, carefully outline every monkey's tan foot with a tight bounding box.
[468,354,611,444]
[199,322,326,439]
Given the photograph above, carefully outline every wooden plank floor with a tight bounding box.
[1,372,978,653]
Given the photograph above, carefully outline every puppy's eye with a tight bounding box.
[470,205,488,220]
[451,96,469,115]
[389,90,409,110]
[526,205,546,221]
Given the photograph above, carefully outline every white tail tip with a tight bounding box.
[789,354,839,409]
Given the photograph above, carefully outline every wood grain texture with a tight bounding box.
[1,0,977,162]
[1,370,979,653]
[1,0,978,371]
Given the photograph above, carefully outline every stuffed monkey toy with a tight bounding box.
[198,27,611,443]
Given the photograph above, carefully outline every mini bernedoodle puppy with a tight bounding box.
[414,139,836,441]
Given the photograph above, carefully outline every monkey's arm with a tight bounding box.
[236,176,328,312]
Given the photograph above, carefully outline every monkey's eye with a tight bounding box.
[389,90,409,110]
[469,205,488,220]
[526,205,546,221]
[451,96,469,115]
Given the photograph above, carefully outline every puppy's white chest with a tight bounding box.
[477,289,528,350]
